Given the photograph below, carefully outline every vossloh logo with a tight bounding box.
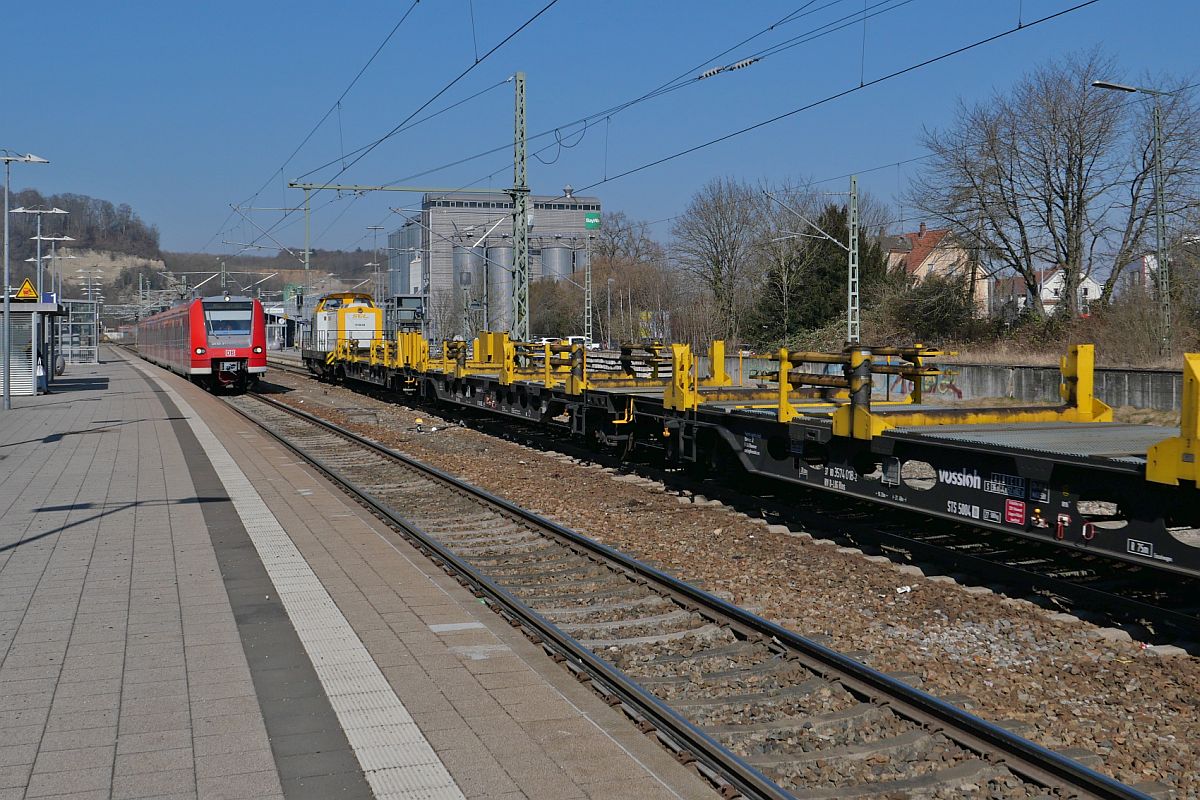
[937,467,982,489]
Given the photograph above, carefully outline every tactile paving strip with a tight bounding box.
[128,361,466,800]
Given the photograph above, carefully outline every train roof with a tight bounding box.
[315,292,376,309]
[199,294,255,303]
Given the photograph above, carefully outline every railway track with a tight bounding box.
[265,360,1200,644]
[227,390,1149,800]
[467,408,1200,645]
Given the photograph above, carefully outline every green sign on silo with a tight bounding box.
[585,212,600,230]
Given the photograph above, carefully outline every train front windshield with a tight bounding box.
[204,302,253,346]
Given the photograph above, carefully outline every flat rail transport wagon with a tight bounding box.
[302,324,1200,580]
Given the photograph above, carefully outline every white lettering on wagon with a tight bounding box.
[937,467,982,490]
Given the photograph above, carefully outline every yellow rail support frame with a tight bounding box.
[777,348,797,423]
[703,341,732,388]
[396,332,429,372]
[665,344,698,411]
[831,344,1113,440]
[1147,353,1199,485]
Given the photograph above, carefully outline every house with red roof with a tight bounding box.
[885,223,987,312]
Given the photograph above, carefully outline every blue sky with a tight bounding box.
[3,0,1196,254]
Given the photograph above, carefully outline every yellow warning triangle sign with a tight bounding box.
[13,278,38,301]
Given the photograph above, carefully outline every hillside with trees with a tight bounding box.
[6,189,160,262]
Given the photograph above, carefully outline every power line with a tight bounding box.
[809,76,1200,188]
[232,0,561,256]
[306,0,560,183]
[371,0,919,195]
[376,11,1194,259]
[242,0,1106,261]
[261,0,915,253]
[295,79,513,183]
[568,0,1104,196]
[200,1,423,253]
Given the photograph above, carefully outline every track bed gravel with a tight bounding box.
[267,372,1198,797]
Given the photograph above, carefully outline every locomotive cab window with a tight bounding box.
[203,302,253,344]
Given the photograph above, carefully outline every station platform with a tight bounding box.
[0,348,713,800]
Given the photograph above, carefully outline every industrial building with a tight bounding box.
[386,189,600,338]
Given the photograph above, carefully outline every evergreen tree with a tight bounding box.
[752,204,887,344]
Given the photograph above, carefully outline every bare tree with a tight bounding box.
[427,289,460,342]
[672,178,764,341]
[594,210,663,266]
[911,48,1200,317]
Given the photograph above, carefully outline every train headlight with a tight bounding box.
[194,347,206,355]
[252,346,264,354]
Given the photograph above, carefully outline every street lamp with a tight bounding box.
[41,247,77,296]
[76,266,103,302]
[12,208,69,298]
[26,241,75,297]
[2,151,51,411]
[1092,79,1172,355]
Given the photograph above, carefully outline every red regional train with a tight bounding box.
[136,294,267,392]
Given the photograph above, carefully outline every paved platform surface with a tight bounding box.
[0,349,714,800]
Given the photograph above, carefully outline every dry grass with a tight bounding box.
[940,345,1061,366]
[1110,405,1181,427]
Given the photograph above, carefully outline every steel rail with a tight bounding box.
[229,393,792,800]
[231,391,1150,800]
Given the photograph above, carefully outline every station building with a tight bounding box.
[387,189,600,338]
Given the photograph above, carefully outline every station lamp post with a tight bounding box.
[13,207,69,298]
[2,150,50,411]
[16,213,69,382]
[26,244,76,297]
[76,267,103,301]
[43,246,77,296]
[1092,80,1172,355]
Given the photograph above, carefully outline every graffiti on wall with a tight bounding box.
[886,369,962,399]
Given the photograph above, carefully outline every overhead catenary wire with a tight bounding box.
[564,0,1104,199]
[231,0,561,257]
[200,0,423,253]
[313,0,1105,257]
[250,0,1108,261]
[220,79,511,256]
[368,0,917,196]
[259,0,917,254]
[305,0,560,183]
[381,8,1197,266]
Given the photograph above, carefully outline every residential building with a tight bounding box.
[1122,253,1158,295]
[387,190,601,338]
[885,223,987,312]
[991,267,1102,318]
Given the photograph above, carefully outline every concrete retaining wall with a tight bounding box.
[939,363,1183,410]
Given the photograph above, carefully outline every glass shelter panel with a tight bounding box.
[56,300,100,365]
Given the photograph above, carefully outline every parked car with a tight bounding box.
[566,335,601,350]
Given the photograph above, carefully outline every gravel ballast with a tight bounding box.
[269,373,1198,797]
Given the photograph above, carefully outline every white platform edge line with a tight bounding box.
[127,358,465,800]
